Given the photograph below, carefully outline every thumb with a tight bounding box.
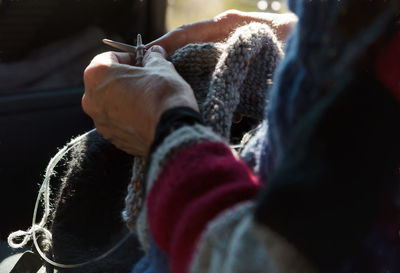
[142,45,168,67]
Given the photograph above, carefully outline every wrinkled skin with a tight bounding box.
[82,46,198,156]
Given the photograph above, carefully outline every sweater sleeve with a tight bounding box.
[147,140,262,273]
[134,108,318,273]
[137,107,263,273]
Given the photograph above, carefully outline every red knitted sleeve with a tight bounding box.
[146,141,263,273]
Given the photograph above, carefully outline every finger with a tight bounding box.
[146,19,217,56]
[84,52,119,84]
[145,29,188,56]
[84,51,137,87]
[89,51,135,68]
[81,93,91,116]
[112,51,136,65]
[142,45,169,67]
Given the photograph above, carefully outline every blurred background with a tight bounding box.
[167,0,288,29]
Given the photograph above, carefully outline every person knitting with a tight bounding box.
[82,1,400,273]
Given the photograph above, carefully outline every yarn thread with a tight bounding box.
[8,128,131,269]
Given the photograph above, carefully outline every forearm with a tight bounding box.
[147,10,297,55]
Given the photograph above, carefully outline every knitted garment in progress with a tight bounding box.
[123,22,283,230]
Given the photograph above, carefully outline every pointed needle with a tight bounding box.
[102,39,137,53]
[135,34,145,66]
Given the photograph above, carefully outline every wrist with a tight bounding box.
[148,107,204,158]
[162,95,199,114]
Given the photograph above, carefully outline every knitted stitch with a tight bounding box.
[135,124,223,251]
[171,22,283,138]
[123,22,283,231]
[146,141,262,273]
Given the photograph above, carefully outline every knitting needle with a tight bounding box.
[102,34,146,66]
[102,39,137,53]
[135,34,145,66]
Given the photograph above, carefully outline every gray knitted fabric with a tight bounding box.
[171,22,283,138]
[123,22,283,230]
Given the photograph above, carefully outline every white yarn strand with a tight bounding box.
[8,128,131,269]
[8,129,95,249]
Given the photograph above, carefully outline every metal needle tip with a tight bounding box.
[102,39,137,53]
[135,34,145,66]
[136,34,143,47]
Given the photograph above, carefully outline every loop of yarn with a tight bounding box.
[6,129,133,269]
[7,129,94,251]
[7,225,52,249]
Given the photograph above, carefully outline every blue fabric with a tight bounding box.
[131,256,152,273]
[253,0,400,272]
[131,235,170,273]
[266,0,398,168]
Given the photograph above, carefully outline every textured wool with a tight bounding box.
[146,141,263,273]
[135,123,224,252]
[123,22,283,231]
[45,131,141,273]
[171,23,283,138]
[133,114,317,273]
[191,203,318,273]
[135,2,400,272]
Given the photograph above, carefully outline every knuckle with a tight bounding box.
[216,9,241,21]
[177,23,191,32]
[176,24,190,41]
[84,62,109,85]
[84,52,114,83]
[146,55,168,68]
[163,60,176,71]
[81,93,91,114]
[83,64,95,84]
[81,90,103,119]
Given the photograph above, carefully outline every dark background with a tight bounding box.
[0,0,167,240]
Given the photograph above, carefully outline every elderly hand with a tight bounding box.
[82,45,199,156]
[146,10,297,56]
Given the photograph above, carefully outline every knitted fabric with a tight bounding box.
[171,22,283,138]
[146,141,263,273]
[123,22,283,230]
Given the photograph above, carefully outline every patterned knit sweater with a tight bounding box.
[130,1,400,273]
